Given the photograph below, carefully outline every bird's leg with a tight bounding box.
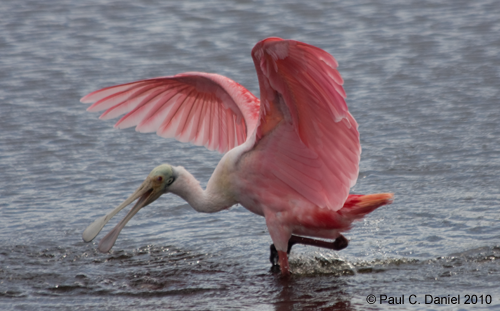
[269,237,297,272]
[333,234,349,250]
[270,244,279,267]
[269,234,349,270]
[288,234,349,251]
[278,250,290,276]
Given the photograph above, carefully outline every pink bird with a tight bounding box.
[81,37,393,276]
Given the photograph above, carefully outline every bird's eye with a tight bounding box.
[166,177,175,186]
[157,176,163,182]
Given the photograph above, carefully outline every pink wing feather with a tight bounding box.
[81,72,260,153]
[251,38,361,211]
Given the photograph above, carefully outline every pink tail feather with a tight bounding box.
[341,193,394,222]
[299,193,393,231]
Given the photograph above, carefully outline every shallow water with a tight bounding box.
[1,0,499,310]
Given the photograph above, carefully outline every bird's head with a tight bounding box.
[82,164,178,253]
[147,164,177,194]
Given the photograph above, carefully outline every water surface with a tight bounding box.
[1,0,499,310]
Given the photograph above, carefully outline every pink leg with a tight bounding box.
[278,250,290,276]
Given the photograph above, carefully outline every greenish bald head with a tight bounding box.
[149,164,173,178]
[148,164,176,191]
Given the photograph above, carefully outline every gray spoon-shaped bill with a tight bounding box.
[82,177,163,253]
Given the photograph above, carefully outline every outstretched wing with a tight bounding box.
[81,72,260,153]
[251,37,360,211]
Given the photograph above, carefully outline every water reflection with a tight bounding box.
[273,275,353,311]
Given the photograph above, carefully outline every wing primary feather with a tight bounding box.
[158,88,195,135]
[114,86,168,128]
[140,85,191,127]
[205,95,214,150]
[174,91,197,140]
[95,82,163,117]
[212,99,221,152]
[83,81,150,106]
[136,89,188,132]
[186,91,205,145]
[157,93,190,137]
[192,93,210,146]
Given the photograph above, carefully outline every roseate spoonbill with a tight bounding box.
[81,37,393,275]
